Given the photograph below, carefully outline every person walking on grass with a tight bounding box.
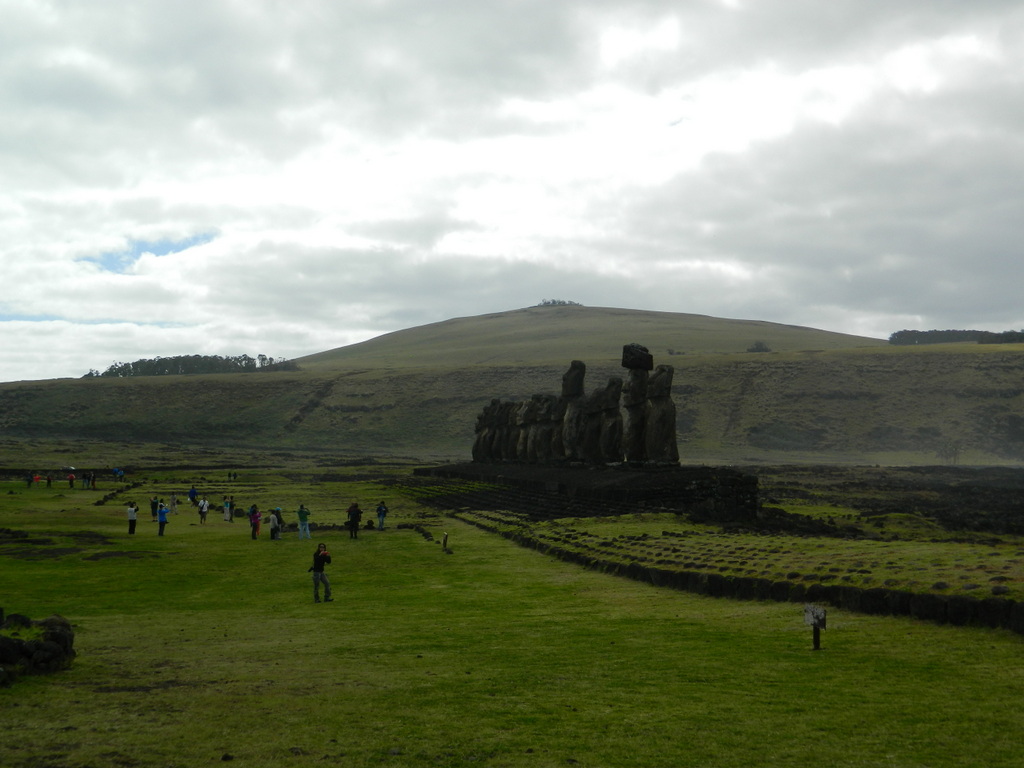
[296,504,311,539]
[198,496,210,525]
[346,502,363,539]
[268,508,281,540]
[157,502,169,536]
[376,500,388,530]
[311,543,333,603]
[127,501,138,535]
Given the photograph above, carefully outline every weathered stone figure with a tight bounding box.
[621,343,653,464]
[560,360,587,462]
[645,364,679,464]
[580,377,623,464]
[599,376,624,463]
[498,401,518,462]
[473,399,501,462]
[622,368,649,463]
[527,394,557,463]
[549,393,568,461]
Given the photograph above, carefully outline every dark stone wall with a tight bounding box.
[0,612,76,687]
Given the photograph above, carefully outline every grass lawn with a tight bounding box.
[2,472,1023,767]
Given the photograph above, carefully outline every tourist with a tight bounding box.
[268,508,281,540]
[296,504,311,539]
[188,485,198,507]
[223,496,233,522]
[310,543,333,603]
[150,496,159,522]
[127,501,138,535]
[198,496,210,525]
[376,500,388,530]
[248,505,261,540]
[346,502,363,539]
[157,503,169,536]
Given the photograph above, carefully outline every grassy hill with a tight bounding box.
[3,305,1024,464]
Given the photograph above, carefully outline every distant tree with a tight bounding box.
[889,329,992,345]
[936,439,964,465]
[82,353,295,378]
[746,341,772,353]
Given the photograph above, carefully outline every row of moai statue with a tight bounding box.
[472,343,680,466]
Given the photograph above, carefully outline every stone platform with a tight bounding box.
[414,462,759,521]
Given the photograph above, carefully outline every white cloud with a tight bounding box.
[3,1,1024,382]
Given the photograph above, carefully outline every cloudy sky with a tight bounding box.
[3,0,1023,382]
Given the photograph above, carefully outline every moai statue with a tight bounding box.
[645,364,680,465]
[539,394,559,464]
[549,393,568,461]
[498,401,518,462]
[527,394,557,463]
[599,376,624,464]
[621,343,653,464]
[560,360,587,462]
[523,394,544,463]
[473,399,501,462]
[514,400,532,462]
[581,376,623,465]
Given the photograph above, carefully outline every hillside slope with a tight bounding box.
[2,306,1023,464]
[296,305,885,370]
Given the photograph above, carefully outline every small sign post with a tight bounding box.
[804,604,827,650]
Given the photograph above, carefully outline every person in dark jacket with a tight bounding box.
[311,543,332,603]
[346,502,363,539]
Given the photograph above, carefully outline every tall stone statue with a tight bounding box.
[621,343,653,464]
[580,376,623,465]
[472,398,501,462]
[599,376,624,464]
[645,364,679,465]
[622,369,649,464]
[527,394,557,463]
[560,360,587,462]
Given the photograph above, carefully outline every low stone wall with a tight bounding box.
[453,513,1024,636]
[0,611,76,687]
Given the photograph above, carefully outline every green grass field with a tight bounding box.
[2,468,1024,767]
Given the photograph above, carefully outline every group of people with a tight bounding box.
[125,496,390,543]
[123,493,392,606]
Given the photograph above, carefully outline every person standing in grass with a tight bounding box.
[296,504,311,539]
[310,543,332,603]
[157,502,169,536]
[268,508,281,540]
[150,496,159,522]
[127,501,138,535]
[346,502,363,539]
[223,496,234,522]
[375,500,388,531]
[248,504,261,540]
[198,496,210,525]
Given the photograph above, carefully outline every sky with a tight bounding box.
[3,0,1024,382]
